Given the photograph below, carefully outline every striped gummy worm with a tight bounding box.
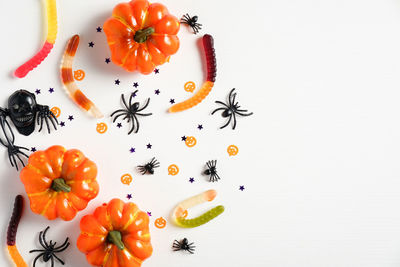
[173,189,225,228]
[61,35,103,118]
[7,195,28,267]
[14,0,57,78]
[169,34,217,112]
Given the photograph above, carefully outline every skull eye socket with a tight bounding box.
[12,104,19,111]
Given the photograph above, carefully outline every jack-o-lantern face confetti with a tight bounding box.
[50,107,61,118]
[185,136,197,147]
[227,145,239,156]
[184,81,196,93]
[154,217,167,229]
[121,173,133,185]
[73,69,85,81]
[96,122,108,134]
[168,164,179,176]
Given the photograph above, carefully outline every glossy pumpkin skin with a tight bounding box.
[77,199,153,267]
[20,145,99,221]
[103,0,180,75]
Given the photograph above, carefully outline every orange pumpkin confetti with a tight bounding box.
[185,136,197,147]
[154,217,167,229]
[121,173,133,185]
[50,107,60,118]
[168,164,179,176]
[227,145,239,156]
[184,81,196,93]
[73,69,85,81]
[96,122,108,134]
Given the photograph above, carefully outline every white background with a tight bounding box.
[1,0,400,266]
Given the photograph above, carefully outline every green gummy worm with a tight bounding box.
[176,205,225,228]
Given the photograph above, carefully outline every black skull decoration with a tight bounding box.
[0,89,58,170]
[8,90,37,136]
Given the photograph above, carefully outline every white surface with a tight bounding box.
[1,0,400,266]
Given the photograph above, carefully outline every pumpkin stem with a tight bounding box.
[134,27,155,43]
[107,231,125,250]
[51,178,71,192]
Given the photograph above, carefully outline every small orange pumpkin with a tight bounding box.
[77,199,153,267]
[20,145,99,221]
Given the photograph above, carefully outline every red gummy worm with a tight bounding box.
[7,195,24,246]
[14,42,54,78]
[203,34,216,82]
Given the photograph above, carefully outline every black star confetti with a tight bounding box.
[105,58,111,64]
[31,147,37,152]
[115,79,120,85]
[181,136,187,141]
[96,27,102,32]
[49,88,54,93]
[126,194,132,200]
[88,42,95,47]
[130,147,136,153]
[68,115,74,121]
[154,68,159,74]
[239,185,245,191]
[35,89,41,95]
[147,143,152,149]
[131,91,137,98]
[133,82,139,88]
[197,124,203,130]
[60,121,65,127]
[154,89,160,95]
[189,177,195,183]
[117,123,122,128]
[170,99,175,104]
[147,211,152,217]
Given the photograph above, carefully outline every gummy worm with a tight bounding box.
[14,0,57,78]
[169,34,216,112]
[7,195,28,267]
[172,189,224,228]
[61,35,103,118]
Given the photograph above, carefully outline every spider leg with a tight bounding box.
[133,115,140,134]
[48,113,58,131]
[53,253,65,265]
[215,101,230,109]
[15,153,25,167]
[112,112,129,123]
[110,109,128,118]
[228,88,236,104]
[220,114,232,129]
[0,118,15,146]
[211,107,225,115]
[232,113,237,130]
[32,253,44,267]
[51,255,55,267]
[215,173,221,181]
[53,238,70,251]
[121,94,129,110]
[29,249,45,253]
[42,227,50,247]
[135,112,152,116]
[37,114,44,132]
[127,115,137,135]
[137,98,150,112]
[206,161,212,169]
[44,116,51,134]
[236,111,254,117]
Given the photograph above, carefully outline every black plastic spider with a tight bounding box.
[180,14,202,34]
[212,88,253,130]
[204,160,220,182]
[111,91,152,134]
[138,157,160,175]
[0,90,58,170]
[172,238,195,254]
[29,226,70,267]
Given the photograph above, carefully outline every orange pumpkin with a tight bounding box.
[20,145,99,221]
[77,199,153,267]
[103,0,180,74]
